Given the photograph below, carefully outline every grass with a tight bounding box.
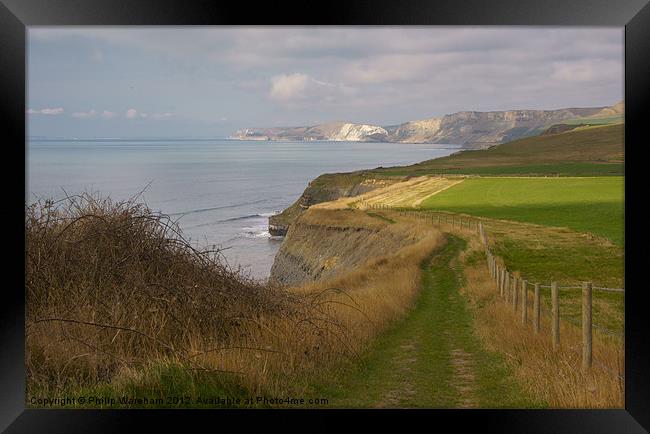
[491,235,624,286]
[26,191,624,409]
[365,211,396,224]
[44,361,250,409]
[388,209,624,351]
[420,177,624,246]
[459,236,624,407]
[27,196,446,408]
[379,162,623,177]
[311,235,543,408]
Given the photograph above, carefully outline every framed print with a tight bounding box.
[1,0,649,431]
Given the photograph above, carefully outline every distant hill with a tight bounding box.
[232,101,623,149]
[375,123,624,176]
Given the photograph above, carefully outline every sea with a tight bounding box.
[27,139,460,280]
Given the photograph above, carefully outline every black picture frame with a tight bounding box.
[2,0,649,432]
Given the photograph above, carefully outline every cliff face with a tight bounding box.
[398,108,605,149]
[232,103,621,148]
[268,173,401,236]
[270,208,421,286]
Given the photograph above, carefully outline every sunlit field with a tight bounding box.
[421,177,624,245]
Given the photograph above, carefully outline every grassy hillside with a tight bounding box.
[376,123,624,177]
[420,177,624,245]
[270,123,624,231]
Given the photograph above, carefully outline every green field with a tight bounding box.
[379,162,623,177]
[420,177,624,245]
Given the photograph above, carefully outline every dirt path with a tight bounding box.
[318,234,541,408]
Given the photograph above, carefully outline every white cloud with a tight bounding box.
[150,112,173,120]
[71,109,97,119]
[268,73,354,106]
[122,109,173,120]
[41,107,64,115]
[269,73,310,102]
[27,107,64,115]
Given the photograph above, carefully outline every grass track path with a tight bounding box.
[318,235,543,408]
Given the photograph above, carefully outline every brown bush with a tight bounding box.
[26,192,305,392]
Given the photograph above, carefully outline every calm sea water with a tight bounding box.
[27,139,460,280]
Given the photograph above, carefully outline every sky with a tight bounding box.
[27,26,624,138]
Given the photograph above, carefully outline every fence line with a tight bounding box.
[363,203,624,380]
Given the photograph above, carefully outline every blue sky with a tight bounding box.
[27,27,624,138]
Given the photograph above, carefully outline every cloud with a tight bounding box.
[150,112,173,120]
[551,59,620,83]
[101,110,116,119]
[122,109,173,120]
[91,48,104,63]
[27,107,64,115]
[27,27,624,128]
[268,73,354,106]
[269,73,310,102]
[342,54,447,84]
[71,109,97,119]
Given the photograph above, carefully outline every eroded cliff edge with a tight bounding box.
[268,172,403,236]
[270,208,422,286]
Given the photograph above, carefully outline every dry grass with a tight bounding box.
[313,176,464,210]
[292,225,445,349]
[458,236,624,408]
[26,194,444,401]
[213,210,446,394]
[195,227,445,396]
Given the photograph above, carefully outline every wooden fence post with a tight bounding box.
[582,282,592,370]
[501,269,506,298]
[512,276,518,313]
[533,283,540,334]
[497,265,501,291]
[552,282,560,350]
[521,280,528,324]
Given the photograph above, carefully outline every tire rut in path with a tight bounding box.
[322,234,537,408]
[372,235,480,408]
